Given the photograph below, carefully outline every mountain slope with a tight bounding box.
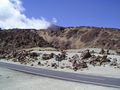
[37,26,120,49]
[0,26,120,52]
[0,29,50,51]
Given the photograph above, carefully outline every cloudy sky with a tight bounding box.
[0,0,120,29]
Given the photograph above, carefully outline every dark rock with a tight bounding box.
[100,55,111,65]
[42,54,53,60]
[81,50,91,59]
[72,60,88,71]
[99,48,105,54]
[51,63,58,69]
[30,52,39,58]
[110,58,118,66]
[31,64,34,66]
[38,61,41,65]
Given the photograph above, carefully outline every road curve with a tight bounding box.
[0,62,120,88]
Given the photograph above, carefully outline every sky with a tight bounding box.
[0,0,120,29]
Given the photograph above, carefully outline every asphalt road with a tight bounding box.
[0,62,120,88]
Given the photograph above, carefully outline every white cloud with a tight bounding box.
[52,18,57,23]
[0,0,56,29]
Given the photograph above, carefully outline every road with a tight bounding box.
[0,62,120,88]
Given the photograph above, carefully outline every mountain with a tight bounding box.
[0,26,120,52]
[37,26,120,49]
[0,29,51,51]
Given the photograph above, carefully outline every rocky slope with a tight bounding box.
[0,26,120,52]
[0,29,50,52]
[37,26,120,49]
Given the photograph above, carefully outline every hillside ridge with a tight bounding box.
[0,26,120,52]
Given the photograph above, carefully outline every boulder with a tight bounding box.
[72,60,88,71]
[38,61,41,65]
[110,58,118,66]
[51,63,58,69]
[42,54,51,60]
[81,49,91,59]
[99,48,105,54]
[100,55,111,65]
